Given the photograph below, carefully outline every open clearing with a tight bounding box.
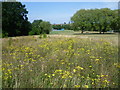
[2,33,119,88]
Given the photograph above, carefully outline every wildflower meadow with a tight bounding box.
[2,35,119,88]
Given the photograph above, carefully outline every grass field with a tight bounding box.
[50,30,74,35]
[2,33,119,88]
[50,30,115,35]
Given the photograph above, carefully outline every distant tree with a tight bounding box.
[29,20,43,35]
[110,10,119,32]
[62,24,71,30]
[96,8,115,34]
[71,9,92,33]
[29,20,52,35]
[71,8,118,34]
[40,21,52,34]
[52,24,72,30]
[52,24,63,30]
[2,2,31,37]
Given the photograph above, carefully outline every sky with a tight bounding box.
[21,1,119,24]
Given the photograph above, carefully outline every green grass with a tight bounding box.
[50,30,116,35]
[2,34,119,88]
[50,30,74,35]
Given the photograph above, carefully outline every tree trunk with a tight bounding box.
[99,26,102,34]
[103,26,106,34]
[81,30,84,34]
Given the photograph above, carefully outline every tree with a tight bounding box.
[96,8,114,34]
[40,21,52,34]
[110,10,119,32]
[29,20,52,35]
[71,8,118,34]
[2,2,31,37]
[62,24,71,30]
[71,9,93,33]
[29,20,43,35]
[52,24,63,30]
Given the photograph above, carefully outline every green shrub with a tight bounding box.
[43,33,47,38]
[2,32,8,38]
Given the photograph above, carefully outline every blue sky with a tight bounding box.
[21,2,118,24]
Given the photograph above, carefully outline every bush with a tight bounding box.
[43,33,47,38]
[39,34,47,39]
[2,32,8,38]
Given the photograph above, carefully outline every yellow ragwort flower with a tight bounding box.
[73,69,76,72]
[74,85,80,88]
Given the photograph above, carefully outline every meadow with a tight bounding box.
[2,32,119,88]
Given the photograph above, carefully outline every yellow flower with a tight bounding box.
[45,74,47,76]
[2,68,5,71]
[32,60,36,62]
[48,75,51,78]
[52,74,55,76]
[4,76,8,80]
[20,65,23,67]
[63,84,67,87]
[69,76,72,78]
[54,69,62,73]
[89,66,92,68]
[95,59,99,61]
[103,80,110,83]
[100,57,102,58]
[92,82,94,85]
[8,69,12,72]
[101,75,104,77]
[74,85,80,88]
[84,85,89,88]
[65,71,70,75]
[5,73,8,75]
[81,48,85,51]
[73,69,76,72]
[62,75,66,79]
[96,75,100,77]
[61,62,65,64]
[76,66,84,70]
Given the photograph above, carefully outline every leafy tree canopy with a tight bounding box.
[71,8,118,33]
[29,20,52,35]
[2,2,31,37]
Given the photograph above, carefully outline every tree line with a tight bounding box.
[52,23,72,30]
[71,8,119,33]
[2,2,119,37]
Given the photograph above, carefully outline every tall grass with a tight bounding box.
[2,35,119,88]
